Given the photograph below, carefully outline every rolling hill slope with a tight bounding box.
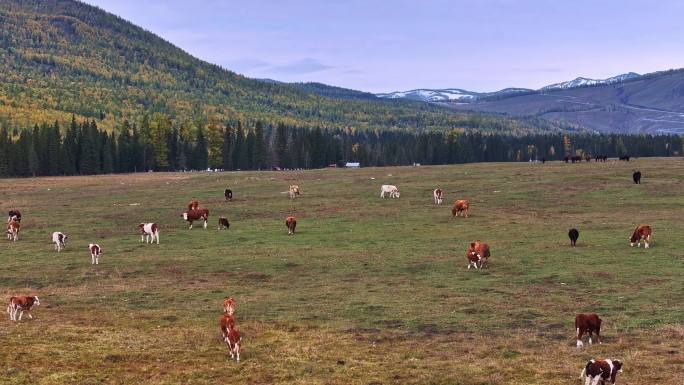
[0,0,558,134]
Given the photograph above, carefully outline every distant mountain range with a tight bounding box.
[376,72,643,102]
[375,70,684,134]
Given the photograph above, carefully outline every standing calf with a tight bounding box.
[89,243,102,265]
[285,216,297,235]
[452,200,469,217]
[219,314,241,362]
[433,188,444,205]
[52,231,67,252]
[223,297,236,315]
[218,217,230,230]
[575,313,602,348]
[580,359,622,385]
[224,189,233,202]
[466,241,490,269]
[182,208,209,229]
[568,228,579,247]
[7,296,40,321]
[138,223,160,244]
[632,171,641,184]
[6,219,20,241]
[289,185,300,199]
[630,225,652,248]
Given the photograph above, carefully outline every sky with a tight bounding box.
[83,0,684,93]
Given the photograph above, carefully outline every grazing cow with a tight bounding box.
[223,297,236,315]
[289,185,300,199]
[138,223,160,244]
[433,188,444,205]
[187,199,199,211]
[568,228,579,247]
[619,155,630,161]
[182,208,209,229]
[466,241,490,269]
[564,155,570,163]
[7,296,40,321]
[52,231,67,252]
[285,216,297,235]
[594,155,607,162]
[632,171,641,184]
[584,154,592,162]
[89,243,102,265]
[630,225,652,248]
[571,155,582,163]
[6,219,20,242]
[380,184,400,198]
[219,314,241,362]
[224,189,233,202]
[579,359,623,385]
[7,209,21,223]
[218,216,230,230]
[575,313,602,347]
[451,200,469,217]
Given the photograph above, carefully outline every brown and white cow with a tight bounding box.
[433,188,444,205]
[7,295,40,321]
[7,209,21,223]
[182,208,209,229]
[187,199,200,211]
[89,243,102,265]
[575,313,602,348]
[452,200,469,217]
[466,241,490,269]
[579,359,623,385]
[6,219,20,241]
[52,231,67,252]
[223,297,236,315]
[138,223,159,244]
[285,216,297,235]
[218,217,230,230]
[219,314,241,362]
[630,225,652,248]
[289,185,300,199]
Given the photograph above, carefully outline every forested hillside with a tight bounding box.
[0,0,557,134]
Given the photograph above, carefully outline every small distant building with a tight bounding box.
[345,162,360,168]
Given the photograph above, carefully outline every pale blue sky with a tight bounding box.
[84,0,684,93]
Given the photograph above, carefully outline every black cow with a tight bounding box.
[568,228,579,247]
[224,189,233,202]
[218,216,230,230]
[632,171,641,184]
[619,155,630,161]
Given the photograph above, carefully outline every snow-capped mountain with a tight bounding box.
[377,72,642,102]
[375,88,481,102]
[540,72,640,91]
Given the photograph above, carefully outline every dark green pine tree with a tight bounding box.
[310,127,325,168]
[274,122,288,168]
[254,121,266,170]
[0,126,10,177]
[233,121,247,170]
[222,123,234,170]
[245,129,255,170]
[47,121,62,175]
[194,125,208,170]
[79,121,99,175]
[62,116,78,175]
[101,131,114,174]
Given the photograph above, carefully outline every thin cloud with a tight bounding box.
[268,58,334,75]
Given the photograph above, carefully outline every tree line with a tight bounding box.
[0,115,681,177]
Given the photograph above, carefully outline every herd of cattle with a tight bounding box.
[3,168,655,382]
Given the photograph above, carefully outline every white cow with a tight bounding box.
[138,223,160,244]
[380,184,400,198]
[433,188,444,205]
[89,243,102,265]
[52,232,67,252]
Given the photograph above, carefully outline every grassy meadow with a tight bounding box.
[1,158,683,385]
